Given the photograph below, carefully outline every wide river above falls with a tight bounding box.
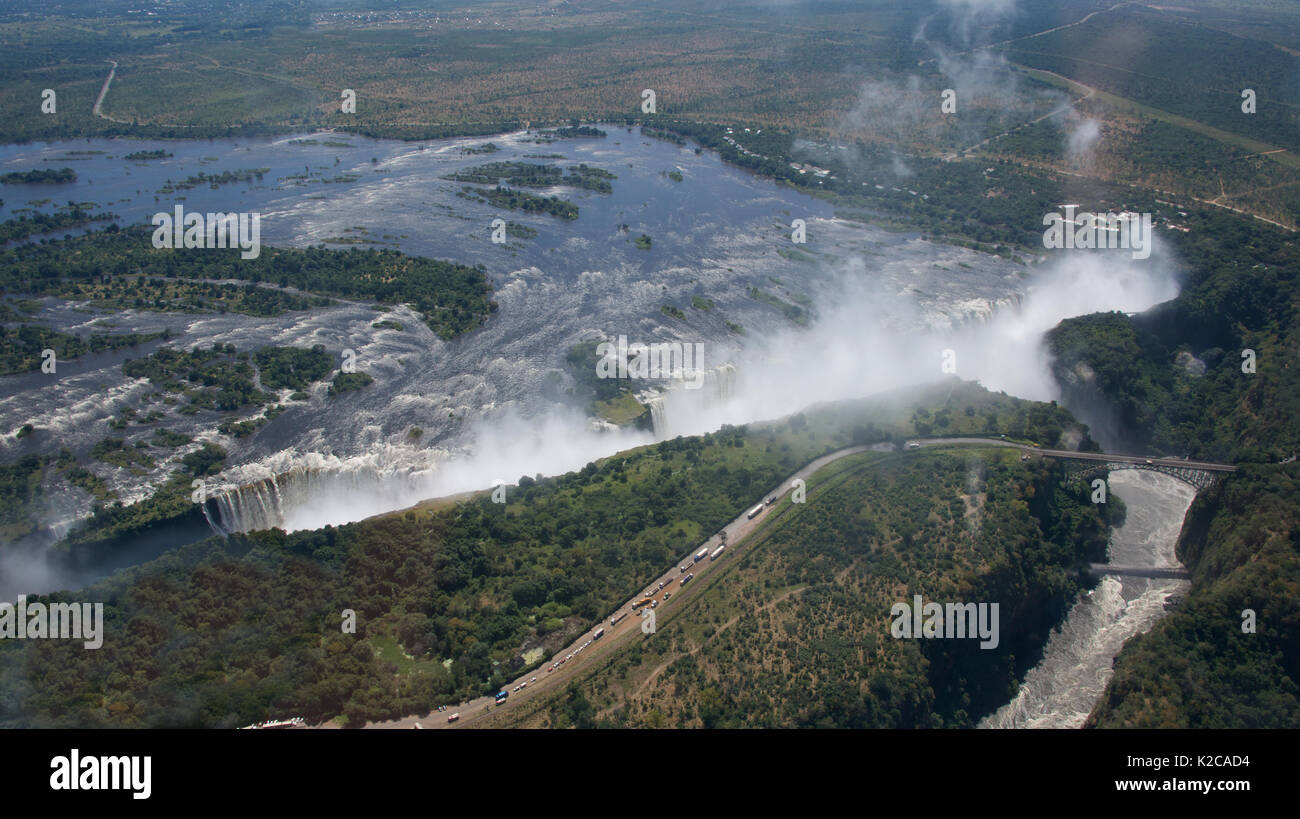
[0,126,1179,595]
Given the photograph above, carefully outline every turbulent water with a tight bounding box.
[980,470,1197,729]
[0,126,1181,597]
[0,129,1036,534]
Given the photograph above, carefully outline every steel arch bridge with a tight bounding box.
[1060,460,1226,492]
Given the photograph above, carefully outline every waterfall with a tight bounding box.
[640,362,739,440]
[201,447,444,534]
[198,413,655,535]
[645,394,668,438]
[703,362,737,402]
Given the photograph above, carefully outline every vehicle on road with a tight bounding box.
[448,713,459,723]
[680,565,690,573]
[746,503,764,519]
[680,573,694,586]
[632,598,654,610]
[496,691,509,703]
[593,628,605,640]
[658,580,666,589]
[530,676,537,683]
[711,544,726,560]
[765,496,776,505]
[906,441,921,450]
[611,612,628,626]
[664,592,672,601]
[651,599,659,608]
[695,549,709,562]
[1145,458,1153,464]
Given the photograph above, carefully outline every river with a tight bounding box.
[0,126,1179,597]
[980,469,1197,728]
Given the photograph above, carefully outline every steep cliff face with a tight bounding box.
[1086,464,1300,728]
[1050,221,1300,729]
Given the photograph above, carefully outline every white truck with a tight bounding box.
[746,503,764,519]
[694,548,709,563]
[711,544,726,560]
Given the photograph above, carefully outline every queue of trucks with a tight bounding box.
[466,493,777,723]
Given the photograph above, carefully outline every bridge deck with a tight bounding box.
[1087,564,1190,579]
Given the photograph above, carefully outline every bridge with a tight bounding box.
[1049,450,1234,492]
[1088,564,1190,580]
[913,438,1237,492]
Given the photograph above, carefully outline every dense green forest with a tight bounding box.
[483,445,1118,728]
[1045,209,1300,727]
[121,343,335,412]
[0,168,76,184]
[1088,463,1300,727]
[158,167,268,193]
[641,119,1065,253]
[547,126,607,140]
[123,150,172,161]
[0,226,495,339]
[1003,7,1300,154]
[0,324,165,376]
[444,161,615,193]
[457,186,580,220]
[0,205,115,244]
[1047,212,1299,462]
[0,383,1092,728]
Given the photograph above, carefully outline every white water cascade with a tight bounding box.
[202,412,655,534]
[980,470,1197,728]
[640,362,738,439]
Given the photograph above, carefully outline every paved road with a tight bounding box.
[360,442,888,729]
[353,437,1232,729]
[914,437,1236,472]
